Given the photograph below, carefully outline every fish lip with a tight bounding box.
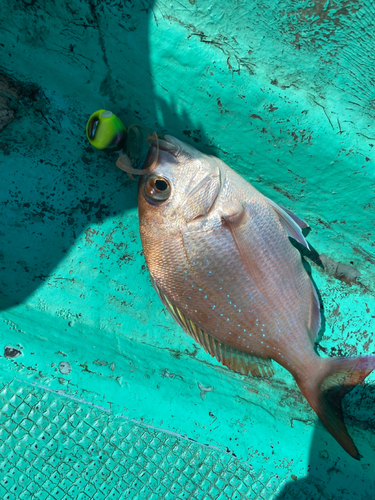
[141,141,180,174]
[149,139,181,157]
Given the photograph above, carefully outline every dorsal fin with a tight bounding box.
[309,283,321,343]
[274,203,309,229]
[152,280,274,378]
[265,197,310,249]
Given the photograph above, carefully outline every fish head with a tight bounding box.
[138,135,221,230]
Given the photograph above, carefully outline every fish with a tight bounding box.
[119,135,375,459]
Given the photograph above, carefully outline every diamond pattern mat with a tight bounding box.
[0,378,291,500]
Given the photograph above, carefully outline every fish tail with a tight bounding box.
[297,356,375,460]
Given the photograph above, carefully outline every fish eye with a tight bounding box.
[144,175,171,203]
[154,179,168,191]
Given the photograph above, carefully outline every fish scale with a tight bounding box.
[133,135,375,460]
[183,193,311,356]
[141,148,314,371]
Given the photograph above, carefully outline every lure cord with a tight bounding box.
[116,125,159,181]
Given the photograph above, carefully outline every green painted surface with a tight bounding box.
[0,0,375,498]
[1,375,284,500]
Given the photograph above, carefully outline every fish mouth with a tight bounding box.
[149,138,181,157]
[117,136,181,179]
[140,137,181,174]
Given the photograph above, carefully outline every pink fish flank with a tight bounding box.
[131,135,375,460]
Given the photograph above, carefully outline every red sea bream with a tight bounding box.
[119,135,375,459]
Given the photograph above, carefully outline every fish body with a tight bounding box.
[134,135,375,459]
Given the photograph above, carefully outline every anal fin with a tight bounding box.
[153,280,274,378]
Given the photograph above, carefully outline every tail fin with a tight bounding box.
[297,356,375,460]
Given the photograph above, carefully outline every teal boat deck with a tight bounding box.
[0,1,374,498]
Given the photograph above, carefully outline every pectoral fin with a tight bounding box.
[270,201,309,229]
[265,197,310,249]
[152,279,274,378]
[222,205,264,282]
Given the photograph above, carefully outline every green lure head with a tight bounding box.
[86,110,127,151]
